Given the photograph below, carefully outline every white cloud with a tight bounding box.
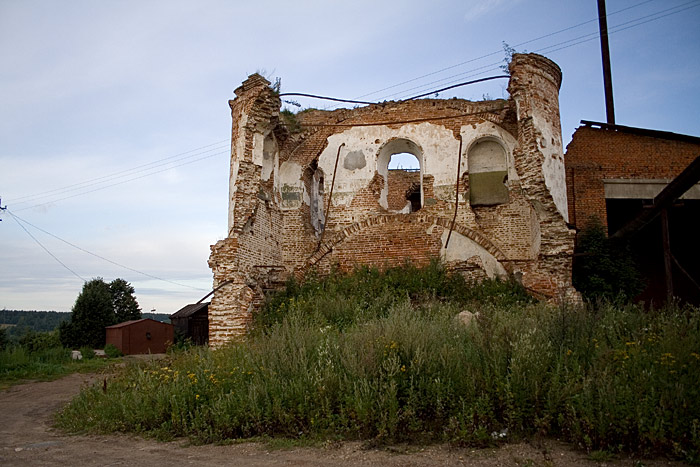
[463,0,521,23]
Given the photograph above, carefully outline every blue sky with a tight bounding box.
[1,0,699,314]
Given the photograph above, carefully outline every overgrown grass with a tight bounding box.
[0,346,111,389]
[56,263,700,463]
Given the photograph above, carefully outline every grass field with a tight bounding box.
[0,345,111,390]
[55,263,700,463]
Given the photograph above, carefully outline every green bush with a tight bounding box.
[79,346,96,360]
[55,264,700,462]
[19,329,61,352]
[255,260,532,333]
[103,344,122,358]
[573,219,643,303]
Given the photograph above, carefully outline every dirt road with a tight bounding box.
[0,373,686,466]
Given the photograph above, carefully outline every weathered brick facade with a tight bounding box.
[208,53,578,346]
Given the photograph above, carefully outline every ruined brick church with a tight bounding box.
[208,53,577,346]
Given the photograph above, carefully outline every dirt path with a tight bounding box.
[0,373,687,466]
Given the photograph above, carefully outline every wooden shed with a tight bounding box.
[169,302,209,345]
[105,318,174,355]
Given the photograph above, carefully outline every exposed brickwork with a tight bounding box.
[208,54,579,347]
[565,124,700,230]
[386,170,420,211]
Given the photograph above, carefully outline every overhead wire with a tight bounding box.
[12,148,230,212]
[8,211,86,282]
[319,0,698,109]
[533,0,700,56]
[10,139,229,204]
[8,210,208,291]
[340,0,658,105]
[384,0,699,103]
[11,1,693,212]
[11,142,229,209]
[5,0,697,295]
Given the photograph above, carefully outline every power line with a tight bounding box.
[13,148,229,212]
[8,211,86,282]
[278,92,375,105]
[385,61,505,102]
[11,142,229,208]
[321,0,698,109]
[8,210,208,291]
[342,0,657,105]
[405,75,510,101]
[534,1,700,56]
[7,1,697,213]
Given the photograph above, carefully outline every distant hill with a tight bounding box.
[0,310,71,336]
[141,313,171,323]
[0,309,171,339]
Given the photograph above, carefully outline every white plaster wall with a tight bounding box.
[532,113,569,222]
[252,132,265,167]
[261,133,277,181]
[278,161,303,210]
[228,113,248,233]
[316,123,474,205]
[439,231,507,279]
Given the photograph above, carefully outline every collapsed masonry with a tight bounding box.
[208,53,577,346]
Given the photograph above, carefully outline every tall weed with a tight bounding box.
[56,265,700,462]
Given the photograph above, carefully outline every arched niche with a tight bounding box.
[467,138,509,206]
[303,160,325,236]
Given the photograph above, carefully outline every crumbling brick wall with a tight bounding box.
[208,53,577,346]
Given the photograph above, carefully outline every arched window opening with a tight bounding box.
[388,152,420,171]
[468,139,509,206]
[379,142,423,213]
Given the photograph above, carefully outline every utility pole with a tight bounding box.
[598,0,616,125]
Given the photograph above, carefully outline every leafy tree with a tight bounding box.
[110,278,142,323]
[573,219,643,303]
[59,278,143,349]
[60,278,115,349]
[0,327,7,350]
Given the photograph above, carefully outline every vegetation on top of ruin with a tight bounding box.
[279,109,302,134]
[55,262,700,463]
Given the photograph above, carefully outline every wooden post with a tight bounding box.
[597,0,615,125]
[661,208,673,302]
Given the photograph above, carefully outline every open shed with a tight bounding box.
[105,318,174,355]
[169,302,209,345]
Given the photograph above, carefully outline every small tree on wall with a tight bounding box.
[59,277,142,348]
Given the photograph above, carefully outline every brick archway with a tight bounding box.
[301,213,508,274]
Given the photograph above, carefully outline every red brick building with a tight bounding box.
[105,319,174,355]
[565,120,700,304]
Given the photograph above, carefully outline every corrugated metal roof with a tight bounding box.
[169,302,209,319]
[106,318,169,329]
[580,120,700,145]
